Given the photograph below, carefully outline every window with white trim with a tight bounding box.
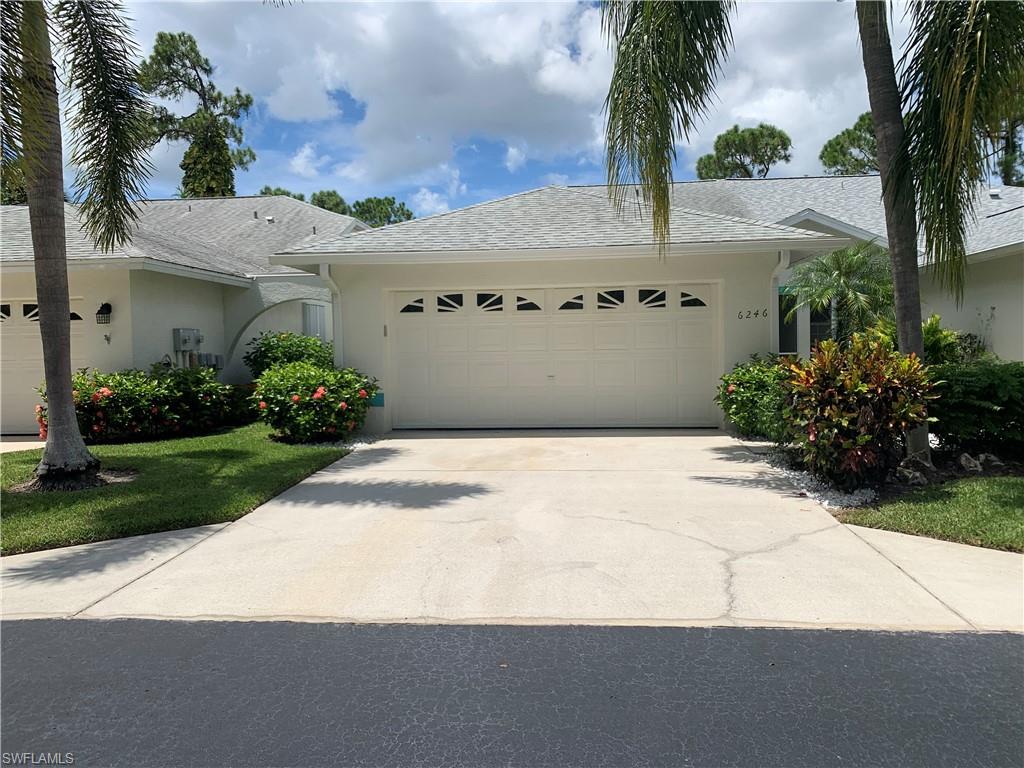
[302,302,327,340]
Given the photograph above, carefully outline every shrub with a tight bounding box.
[38,366,243,442]
[243,331,334,379]
[929,361,1024,454]
[784,336,933,489]
[253,361,377,442]
[714,355,790,442]
[869,314,987,365]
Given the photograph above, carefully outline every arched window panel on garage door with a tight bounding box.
[680,290,708,308]
[515,291,543,312]
[476,292,503,312]
[399,296,425,314]
[638,288,667,309]
[596,289,626,310]
[436,293,465,313]
[552,288,585,311]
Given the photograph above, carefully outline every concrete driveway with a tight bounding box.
[4,431,1022,629]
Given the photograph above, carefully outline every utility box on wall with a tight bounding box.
[172,328,203,351]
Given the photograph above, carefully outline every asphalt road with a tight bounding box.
[2,620,1021,768]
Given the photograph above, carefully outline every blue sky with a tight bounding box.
[122,1,892,215]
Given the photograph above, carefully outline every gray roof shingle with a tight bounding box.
[0,196,363,278]
[281,185,838,257]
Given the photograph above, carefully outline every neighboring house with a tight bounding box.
[0,196,366,433]
[660,175,1024,360]
[273,185,848,431]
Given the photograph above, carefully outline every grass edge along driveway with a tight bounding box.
[839,475,1024,553]
[1,424,348,555]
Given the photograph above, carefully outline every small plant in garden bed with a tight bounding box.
[38,366,253,443]
[243,331,334,378]
[784,335,933,490]
[928,360,1024,456]
[254,361,377,442]
[714,355,790,442]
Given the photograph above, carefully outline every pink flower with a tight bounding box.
[338,401,348,411]
[38,427,47,441]
[726,384,736,394]
[291,394,300,403]
[312,386,326,400]
[91,386,113,402]
[34,404,43,414]
[258,401,268,410]
[358,389,368,399]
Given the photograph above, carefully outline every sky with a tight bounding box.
[117,0,910,215]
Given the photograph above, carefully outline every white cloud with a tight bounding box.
[504,146,526,173]
[447,167,467,198]
[412,187,449,216]
[288,142,330,178]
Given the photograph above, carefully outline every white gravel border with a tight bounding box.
[765,452,878,509]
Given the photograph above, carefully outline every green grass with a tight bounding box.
[1,424,348,555]
[839,476,1024,552]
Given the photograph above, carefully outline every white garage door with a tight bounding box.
[1,299,86,434]
[390,284,719,428]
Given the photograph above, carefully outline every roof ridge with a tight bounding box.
[568,174,883,189]
[338,186,556,239]
[559,184,831,239]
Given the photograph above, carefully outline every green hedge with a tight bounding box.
[39,366,253,442]
[714,355,790,442]
[929,361,1024,454]
[253,361,377,442]
[243,331,334,379]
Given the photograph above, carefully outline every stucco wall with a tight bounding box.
[330,251,779,431]
[920,252,1024,361]
[221,298,333,384]
[1,267,134,433]
[129,271,226,370]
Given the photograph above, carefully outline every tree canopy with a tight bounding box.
[351,196,414,227]
[259,185,305,201]
[139,31,255,197]
[696,123,792,179]
[310,189,350,215]
[819,112,879,175]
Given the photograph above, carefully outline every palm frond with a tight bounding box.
[53,0,153,251]
[603,0,734,251]
[0,0,25,166]
[897,0,1024,301]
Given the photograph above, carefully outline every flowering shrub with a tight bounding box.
[714,355,790,442]
[242,331,334,379]
[783,336,933,488]
[253,361,377,442]
[38,366,247,442]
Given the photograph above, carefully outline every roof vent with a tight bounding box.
[254,210,258,219]
[989,187,1002,199]
[265,216,275,223]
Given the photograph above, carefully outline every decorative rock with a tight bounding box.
[958,453,983,473]
[978,453,1006,472]
[897,467,929,486]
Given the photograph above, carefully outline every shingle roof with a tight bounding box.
[646,175,1021,256]
[281,185,838,257]
[0,196,363,278]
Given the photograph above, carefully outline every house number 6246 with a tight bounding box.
[737,308,768,319]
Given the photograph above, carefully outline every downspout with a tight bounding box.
[319,264,343,367]
[770,250,790,354]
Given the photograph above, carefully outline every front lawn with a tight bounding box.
[1,424,348,555]
[839,476,1024,552]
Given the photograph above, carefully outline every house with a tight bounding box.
[273,177,1023,433]
[272,184,848,431]
[0,196,367,433]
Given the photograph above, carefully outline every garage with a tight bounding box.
[1,298,86,434]
[389,283,718,428]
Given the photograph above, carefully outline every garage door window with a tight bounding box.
[597,289,625,309]
[22,303,39,322]
[476,292,503,312]
[400,297,425,313]
[515,294,542,311]
[558,293,584,311]
[680,291,707,308]
[638,288,667,309]
[0,304,9,323]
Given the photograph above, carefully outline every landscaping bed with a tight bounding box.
[0,424,348,555]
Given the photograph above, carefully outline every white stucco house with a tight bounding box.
[272,176,1023,433]
[0,195,366,433]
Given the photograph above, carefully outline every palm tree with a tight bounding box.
[1,1,151,488]
[602,0,1024,457]
[784,242,894,344]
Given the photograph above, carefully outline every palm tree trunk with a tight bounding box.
[856,0,929,458]
[21,1,99,485]
[830,297,839,342]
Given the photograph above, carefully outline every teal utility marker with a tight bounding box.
[370,391,385,407]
